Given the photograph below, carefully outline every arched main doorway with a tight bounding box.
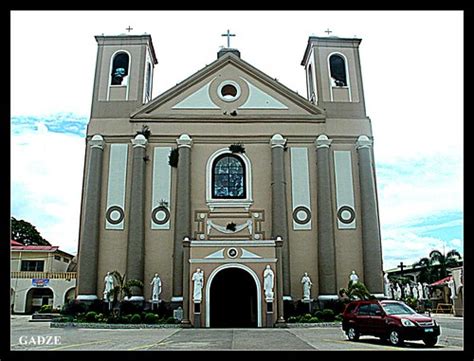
[209,267,258,328]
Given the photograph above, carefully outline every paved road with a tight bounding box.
[10,314,463,351]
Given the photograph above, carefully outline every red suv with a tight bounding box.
[342,299,440,347]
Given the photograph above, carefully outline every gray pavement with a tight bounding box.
[10,314,463,351]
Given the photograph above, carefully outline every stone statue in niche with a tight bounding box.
[150,273,162,302]
[447,277,456,300]
[383,272,391,298]
[103,272,114,301]
[263,265,274,301]
[417,282,424,299]
[349,270,359,285]
[301,272,312,301]
[395,283,402,300]
[192,268,204,303]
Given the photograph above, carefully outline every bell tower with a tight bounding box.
[91,34,158,118]
[301,35,366,119]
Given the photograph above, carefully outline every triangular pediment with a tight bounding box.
[131,53,325,120]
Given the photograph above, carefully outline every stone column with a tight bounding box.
[270,134,291,297]
[77,134,104,300]
[315,134,337,297]
[172,134,193,299]
[356,135,383,294]
[274,237,286,327]
[126,134,148,300]
[181,237,192,327]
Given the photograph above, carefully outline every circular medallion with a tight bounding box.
[106,206,125,225]
[227,248,238,259]
[337,206,355,224]
[292,206,311,225]
[151,206,171,225]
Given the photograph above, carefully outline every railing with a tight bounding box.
[11,271,77,280]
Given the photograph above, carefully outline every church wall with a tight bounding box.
[96,140,130,296]
[143,141,177,302]
[286,143,319,301]
[329,142,365,291]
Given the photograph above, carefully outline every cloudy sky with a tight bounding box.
[11,10,463,270]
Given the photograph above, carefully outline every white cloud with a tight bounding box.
[382,229,455,270]
[11,121,85,255]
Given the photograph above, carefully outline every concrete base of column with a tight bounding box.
[194,313,201,328]
[76,295,98,301]
[180,319,192,328]
[274,317,287,328]
[265,311,274,328]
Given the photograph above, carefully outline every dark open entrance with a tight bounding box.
[210,267,257,328]
[25,287,53,313]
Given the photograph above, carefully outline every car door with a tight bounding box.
[369,303,386,336]
[356,303,371,334]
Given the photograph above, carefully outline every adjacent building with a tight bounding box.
[11,240,76,313]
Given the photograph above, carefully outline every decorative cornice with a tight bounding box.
[315,134,332,149]
[131,134,148,148]
[270,134,287,148]
[356,135,373,150]
[89,134,104,150]
[176,133,193,148]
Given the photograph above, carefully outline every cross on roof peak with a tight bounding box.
[126,25,133,33]
[325,28,332,36]
[221,29,236,48]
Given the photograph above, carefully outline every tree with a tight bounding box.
[339,280,373,301]
[413,249,462,283]
[11,217,50,246]
[107,270,144,314]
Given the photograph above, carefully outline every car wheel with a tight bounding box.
[388,329,404,346]
[423,336,438,347]
[346,327,360,341]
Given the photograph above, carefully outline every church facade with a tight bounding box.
[75,32,384,327]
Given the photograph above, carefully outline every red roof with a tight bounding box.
[430,276,452,286]
[10,240,58,251]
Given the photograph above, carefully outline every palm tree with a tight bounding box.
[107,270,144,313]
[413,249,462,284]
[339,280,373,301]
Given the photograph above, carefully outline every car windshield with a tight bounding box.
[381,303,416,315]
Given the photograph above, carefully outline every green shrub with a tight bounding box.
[38,305,53,313]
[321,309,335,321]
[165,316,177,324]
[61,300,87,315]
[300,313,313,323]
[85,311,98,322]
[335,314,343,322]
[130,314,142,324]
[144,313,159,324]
[313,311,323,319]
[309,317,320,323]
[287,316,298,323]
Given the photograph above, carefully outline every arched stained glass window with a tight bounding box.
[329,54,347,87]
[111,52,130,85]
[212,154,246,199]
